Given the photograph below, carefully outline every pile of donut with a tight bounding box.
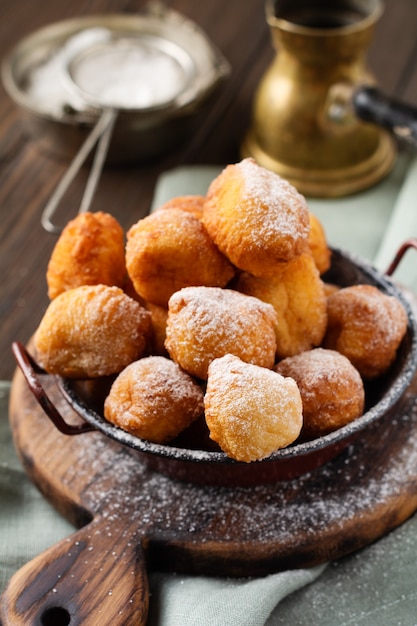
[33,158,408,463]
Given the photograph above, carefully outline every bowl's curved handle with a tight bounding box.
[384,238,417,277]
[11,341,95,436]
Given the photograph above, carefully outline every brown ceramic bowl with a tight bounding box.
[13,247,417,487]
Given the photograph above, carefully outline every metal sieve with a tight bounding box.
[1,6,230,233]
[41,32,196,233]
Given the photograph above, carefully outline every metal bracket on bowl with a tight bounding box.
[384,238,417,277]
[11,341,95,435]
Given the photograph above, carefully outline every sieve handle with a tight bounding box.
[41,108,117,234]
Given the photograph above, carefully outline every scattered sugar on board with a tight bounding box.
[47,345,417,548]
[56,394,417,548]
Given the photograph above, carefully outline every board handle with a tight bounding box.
[11,342,95,436]
[0,515,149,625]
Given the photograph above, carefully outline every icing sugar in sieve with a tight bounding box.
[1,9,230,233]
[66,34,193,111]
[42,33,194,233]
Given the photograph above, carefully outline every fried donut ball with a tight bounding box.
[144,301,169,356]
[165,286,277,380]
[308,212,331,274]
[204,354,303,462]
[236,253,327,358]
[104,356,204,443]
[46,211,126,300]
[275,348,365,439]
[202,158,310,277]
[156,194,205,219]
[34,285,151,378]
[323,284,408,379]
[323,282,340,298]
[126,209,235,307]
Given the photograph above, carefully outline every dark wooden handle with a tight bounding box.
[0,515,149,626]
[353,86,417,149]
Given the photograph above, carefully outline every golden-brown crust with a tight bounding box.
[236,253,328,358]
[204,354,303,462]
[46,211,126,300]
[308,212,331,275]
[165,286,277,380]
[323,282,340,298]
[323,284,408,379]
[34,285,152,378]
[126,208,235,307]
[202,158,310,277]
[35,160,410,462]
[155,194,206,219]
[275,348,365,439]
[143,301,169,357]
[104,356,204,443]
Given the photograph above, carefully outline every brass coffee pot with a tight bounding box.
[242,0,417,197]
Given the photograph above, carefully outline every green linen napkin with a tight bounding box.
[268,514,417,625]
[147,568,326,626]
[3,153,417,625]
[373,156,417,290]
[147,511,417,626]
[0,382,74,594]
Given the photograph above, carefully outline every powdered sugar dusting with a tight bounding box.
[325,284,408,378]
[104,356,204,442]
[237,158,309,243]
[165,286,277,379]
[204,354,303,462]
[276,348,363,396]
[327,284,408,345]
[34,285,152,377]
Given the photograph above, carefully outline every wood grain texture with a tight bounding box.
[1,0,417,380]
[3,361,417,624]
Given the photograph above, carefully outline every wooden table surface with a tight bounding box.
[1,0,417,382]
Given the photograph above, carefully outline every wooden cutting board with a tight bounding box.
[3,364,417,625]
